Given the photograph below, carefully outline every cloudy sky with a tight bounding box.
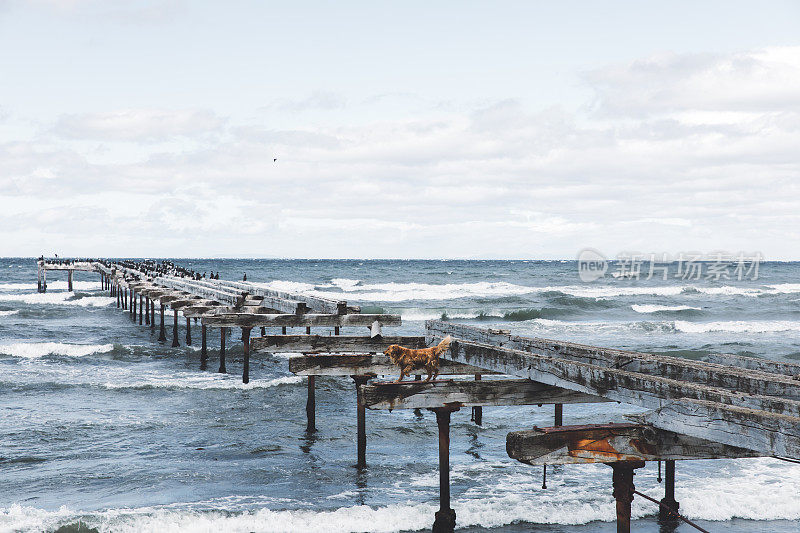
[1,1,799,259]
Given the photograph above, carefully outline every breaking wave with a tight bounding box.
[0,310,19,317]
[258,280,787,303]
[0,292,115,307]
[0,342,115,358]
[631,304,702,313]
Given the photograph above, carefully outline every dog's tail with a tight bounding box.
[433,335,452,357]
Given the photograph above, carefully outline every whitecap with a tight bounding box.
[674,320,800,333]
[631,304,701,313]
[0,342,114,358]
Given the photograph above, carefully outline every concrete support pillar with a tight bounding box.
[150,300,155,329]
[555,403,563,426]
[185,317,192,345]
[138,295,143,325]
[116,284,120,308]
[144,298,150,325]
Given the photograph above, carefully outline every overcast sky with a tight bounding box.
[1,1,799,259]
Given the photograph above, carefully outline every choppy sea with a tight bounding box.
[1,258,799,533]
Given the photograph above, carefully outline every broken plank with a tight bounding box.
[706,353,800,378]
[201,313,400,328]
[631,398,800,458]
[251,334,427,353]
[506,423,761,465]
[361,378,608,410]
[427,321,800,400]
[289,354,495,376]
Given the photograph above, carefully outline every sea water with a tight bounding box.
[1,258,799,532]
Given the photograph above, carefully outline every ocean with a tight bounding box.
[1,258,799,533]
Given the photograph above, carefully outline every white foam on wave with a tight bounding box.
[631,304,701,313]
[0,342,114,358]
[0,292,114,307]
[330,278,361,290]
[767,283,800,294]
[0,281,99,292]
[258,279,767,302]
[674,320,800,333]
[0,310,19,317]
[102,373,303,391]
[3,457,800,532]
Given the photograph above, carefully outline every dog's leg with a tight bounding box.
[395,368,407,383]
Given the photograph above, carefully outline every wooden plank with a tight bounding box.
[707,353,800,378]
[182,305,227,318]
[251,334,427,353]
[439,338,800,416]
[289,354,495,376]
[361,378,609,410]
[201,313,400,328]
[217,280,353,314]
[632,399,800,458]
[427,321,800,401]
[506,423,761,465]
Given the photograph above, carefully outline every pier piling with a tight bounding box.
[610,461,644,533]
[658,460,679,523]
[353,375,369,468]
[158,304,166,342]
[200,325,208,370]
[306,376,316,433]
[432,407,458,533]
[472,374,482,426]
[172,309,179,347]
[139,295,143,325]
[67,269,73,292]
[218,328,227,373]
[145,298,150,325]
[242,327,251,383]
[185,317,192,345]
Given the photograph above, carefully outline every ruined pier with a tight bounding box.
[36,258,800,532]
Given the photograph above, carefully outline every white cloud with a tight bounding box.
[3,46,800,258]
[53,109,225,142]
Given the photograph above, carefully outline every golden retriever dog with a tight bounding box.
[384,335,452,382]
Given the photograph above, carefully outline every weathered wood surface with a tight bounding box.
[506,423,760,465]
[202,313,400,328]
[707,353,800,378]
[216,280,355,314]
[427,321,800,402]
[438,338,800,416]
[361,378,609,410]
[436,337,800,454]
[251,335,427,353]
[289,354,495,376]
[632,398,800,458]
[39,262,97,272]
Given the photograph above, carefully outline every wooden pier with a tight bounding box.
[35,259,800,532]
